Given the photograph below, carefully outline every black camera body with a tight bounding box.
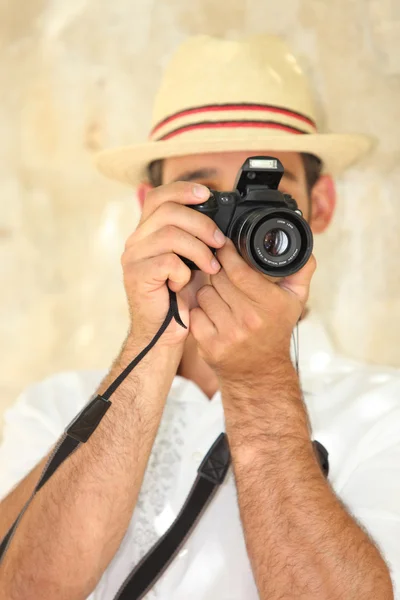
[183,156,313,277]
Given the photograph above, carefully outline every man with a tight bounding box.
[0,34,398,599]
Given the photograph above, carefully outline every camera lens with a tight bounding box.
[230,207,313,277]
[264,229,290,257]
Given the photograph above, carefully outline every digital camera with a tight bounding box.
[183,156,313,277]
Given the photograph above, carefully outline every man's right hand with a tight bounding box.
[122,181,227,346]
[0,183,228,600]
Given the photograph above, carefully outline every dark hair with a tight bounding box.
[146,153,323,196]
[301,153,323,195]
[147,159,164,188]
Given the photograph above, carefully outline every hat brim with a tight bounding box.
[95,133,375,187]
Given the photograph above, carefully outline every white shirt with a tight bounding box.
[1,314,400,599]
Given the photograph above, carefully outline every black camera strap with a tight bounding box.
[113,437,328,600]
[0,288,184,559]
[114,432,231,600]
[0,287,329,600]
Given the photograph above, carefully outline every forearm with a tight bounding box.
[221,361,394,600]
[0,458,49,540]
[0,335,182,600]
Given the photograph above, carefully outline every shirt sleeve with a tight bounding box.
[0,370,104,501]
[337,407,400,599]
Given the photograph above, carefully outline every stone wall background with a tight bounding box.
[0,0,399,424]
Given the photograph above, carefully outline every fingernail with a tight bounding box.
[214,229,226,245]
[211,258,220,271]
[193,184,210,199]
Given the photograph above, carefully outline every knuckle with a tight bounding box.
[224,324,247,347]
[161,224,179,242]
[242,310,264,332]
[157,201,176,220]
[157,253,171,269]
[229,265,247,286]
[160,252,179,270]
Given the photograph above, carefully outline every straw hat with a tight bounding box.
[96,35,374,186]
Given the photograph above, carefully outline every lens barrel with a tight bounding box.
[230,207,313,277]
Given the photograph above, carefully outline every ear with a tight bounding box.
[309,175,336,234]
[137,181,153,210]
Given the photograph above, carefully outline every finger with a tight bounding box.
[128,201,226,251]
[190,306,217,341]
[279,254,317,304]
[210,267,246,312]
[216,238,268,302]
[123,251,192,293]
[196,284,232,332]
[140,181,210,223]
[126,225,222,276]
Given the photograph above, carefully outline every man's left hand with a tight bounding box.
[189,238,316,384]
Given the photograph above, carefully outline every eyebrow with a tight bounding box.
[173,165,297,184]
[172,168,219,182]
[281,168,297,182]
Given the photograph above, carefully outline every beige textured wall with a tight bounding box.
[0,0,399,423]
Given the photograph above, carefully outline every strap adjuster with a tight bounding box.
[66,395,111,443]
[198,432,231,485]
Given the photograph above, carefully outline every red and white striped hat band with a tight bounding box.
[150,103,317,142]
[95,35,373,186]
